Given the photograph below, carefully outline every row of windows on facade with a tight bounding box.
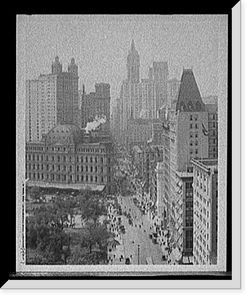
[26,154,109,164]
[195,190,211,207]
[26,163,110,173]
[189,113,217,122]
[26,146,109,153]
[194,212,210,229]
[194,201,211,219]
[195,179,208,193]
[196,233,211,246]
[26,172,108,183]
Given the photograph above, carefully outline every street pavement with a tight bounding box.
[110,195,166,265]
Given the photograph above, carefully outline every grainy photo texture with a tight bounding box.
[16,14,229,276]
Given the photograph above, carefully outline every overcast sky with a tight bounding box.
[17,14,228,107]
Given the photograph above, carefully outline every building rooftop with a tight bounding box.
[45,124,83,145]
[191,158,218,173]
[176,69,205,112]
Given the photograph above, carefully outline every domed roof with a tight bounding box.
[46,124,83,145]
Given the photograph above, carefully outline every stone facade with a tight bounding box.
[25,124,114,194]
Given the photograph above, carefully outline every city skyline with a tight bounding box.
[17,14,228,107]
[18,13,227,271]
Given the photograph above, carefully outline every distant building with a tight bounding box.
[110,98,122,144]
[149,62,169,112]
[116,42,169,146]
[25,124,114,194]
[191,158,218,265]
[68,58,79,127]
[139,79,156,119]
[126,118,153,151]
[81,83,111,133]
[127,39,140,84]
[167,78,180,107]
[26,56,79,142]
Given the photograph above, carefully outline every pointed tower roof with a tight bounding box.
[176,69,205,112]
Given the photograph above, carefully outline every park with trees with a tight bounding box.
[26,187,117,265]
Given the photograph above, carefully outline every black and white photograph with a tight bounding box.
[9,4,242,289]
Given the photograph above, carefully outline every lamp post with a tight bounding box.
[137,244,140,265]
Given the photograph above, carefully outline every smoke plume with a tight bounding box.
[85,115,106,133]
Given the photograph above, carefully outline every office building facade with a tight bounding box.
[191,158,218,265]
[26,56,79,142]
[161,69,209,264]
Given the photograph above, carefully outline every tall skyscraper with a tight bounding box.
[68,58,79,126]
[26,56,79,142]
[117,41,158,146]
[127,40,140,84]
[161,68,208,264]
[152,61,169,112]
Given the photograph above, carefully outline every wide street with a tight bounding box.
[110,195,166,265]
